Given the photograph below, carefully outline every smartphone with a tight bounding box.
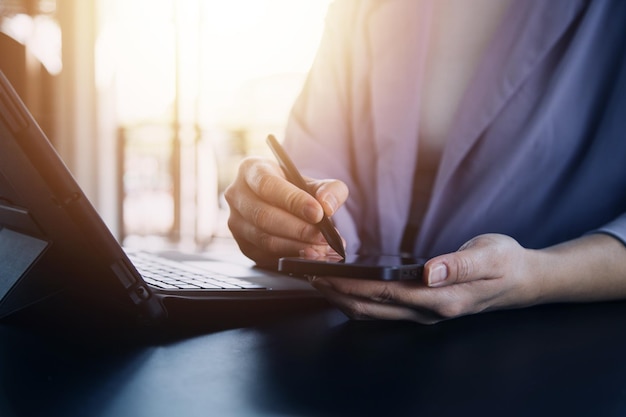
[278,254,426,281]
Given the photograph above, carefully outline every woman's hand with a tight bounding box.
[311,234,535,324]
[310,233,626,324]
[224,156,348,267]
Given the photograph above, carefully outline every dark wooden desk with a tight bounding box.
[2,301,626,417]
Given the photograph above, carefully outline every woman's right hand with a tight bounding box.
[224,156,348,267]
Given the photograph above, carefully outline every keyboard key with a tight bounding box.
[126,251,266,290]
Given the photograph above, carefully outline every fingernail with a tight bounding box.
[428,263,448,287]
[322,194,338,215]
[310,276,330,288]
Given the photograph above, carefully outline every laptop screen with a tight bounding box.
[0,70,150,319]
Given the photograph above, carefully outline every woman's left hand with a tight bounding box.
[310,233,541,324]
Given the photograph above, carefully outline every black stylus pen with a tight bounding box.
[266,134,346,259]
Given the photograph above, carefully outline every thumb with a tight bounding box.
[424,236,499,287]
[308,178,349,217]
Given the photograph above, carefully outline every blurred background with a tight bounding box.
[0,0,332,250]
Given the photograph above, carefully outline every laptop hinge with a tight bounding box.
[110,259,138,289]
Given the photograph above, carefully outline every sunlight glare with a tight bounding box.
[100,0,332,129]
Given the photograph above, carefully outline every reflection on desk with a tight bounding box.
[2,301,626,417]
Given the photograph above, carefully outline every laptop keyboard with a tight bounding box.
[128,251,266,290]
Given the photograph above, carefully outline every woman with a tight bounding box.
[225,0,626,323]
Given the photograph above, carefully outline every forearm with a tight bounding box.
[532,233,626,304]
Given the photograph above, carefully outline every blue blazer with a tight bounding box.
[284,0,626,257]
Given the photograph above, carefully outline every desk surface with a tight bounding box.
[2,300,626,417]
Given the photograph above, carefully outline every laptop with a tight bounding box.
[0,70,323,331]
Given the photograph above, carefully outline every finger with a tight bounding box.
[228,210,329,260]
[232,227,331,268]
[311,278,438,323]
[318,275,489,321]
[424,237,503,287]
[299,246,339,259]
[314,276,418,304]
[243,158,325,224]
[228,183,325,244]
[307,178,349,216]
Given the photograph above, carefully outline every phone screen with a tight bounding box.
[278,254,426,281]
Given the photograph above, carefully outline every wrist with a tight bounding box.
[516,246,551,306]
[525,246,560,305]
[526,234,626,304]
